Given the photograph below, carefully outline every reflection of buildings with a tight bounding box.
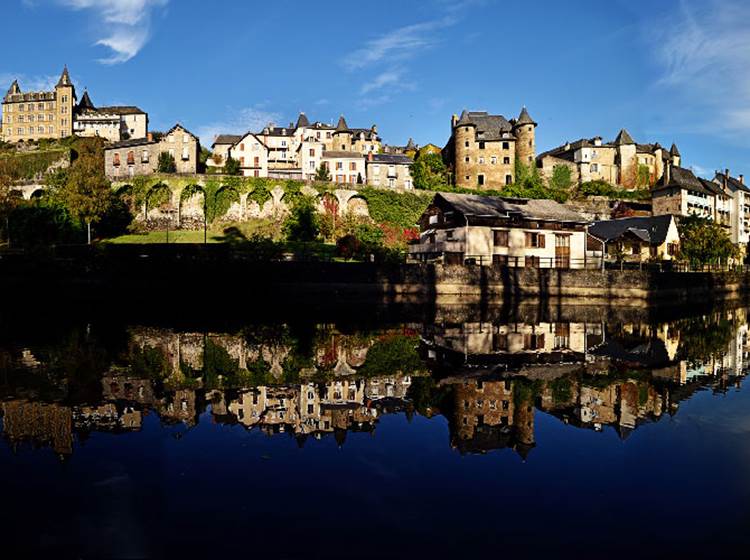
[1,400,73,456]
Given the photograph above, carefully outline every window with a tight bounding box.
[502,142,510,150]
[18,104,24,112]
[349,162,356,171]
[182,147,190,161]
[493,230,509,247]
[28,115,34,123]
[48,126,54,134]
[525,255,540,268]
[142,150,149,163]
[479,141,485,149]
[127,151,135,165]
[503,156,510,164]
[478,174,485,186]
[17,128,24,135]
[281,140,287,147]
[240,156,245,165]
[113,153,121,166]
[38,126,44,134]
[240,143,245,151]
[17,116,23,123]
[37,103,44,111]
[309,148,315,157]
[405,180,412,189]
[465,141,469,147]
[505,174,512,185]
[446,230,454,240]
[479,157,485,164]
[62,95,68,103]
[465,157,470,163]
[525,232,545,248]
[183,134,189,143]
[336,174,345,182]
[336,161,343,170]
[372,165,380,174]
[490,156,497,164]
[254,156,260,167]
[309,161,315,169]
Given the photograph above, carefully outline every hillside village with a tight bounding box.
[0,66,746,268]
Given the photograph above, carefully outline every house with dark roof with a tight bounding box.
[365,153,413,189]
[443,108,536,190]
[537,129,681,189]
[588,215,680,262]
[409,192,588,267]
[104,124,199,179]
[228,132,268,177]
[209,134,242,167]
[713,169,750,247]
[73,90,148,142]
[652,166,718,221]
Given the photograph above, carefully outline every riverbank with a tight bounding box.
[1,246,747,306]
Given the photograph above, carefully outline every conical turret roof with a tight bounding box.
[406,137,416,150]
[78,90,95,111]
[335,115,349,132]
[614,128,635,145]
[516,106,536,126]
[670,143,680,156]
[455,109,472,126]
[295,112,310,128]
[5,79,20,98]
[56,65,72,87]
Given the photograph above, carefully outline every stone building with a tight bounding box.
[409,192,588,268]
[230,132,269,177]
[713,170,750,248]
[73,90,148,142]
[104,124,199,179]
[1,66,75,142]
[587,215,681,263]
[365,153,413,189]
[219,112,382,181]
[209,134,241,167]
[321,150,366,185]
[443,107,537,189]
[651,166,720,221]
[537,129,681,188]
[2,66,148,143]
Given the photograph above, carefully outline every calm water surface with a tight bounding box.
[1,302,749,558]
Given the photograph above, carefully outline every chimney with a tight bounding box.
[451,114,458,128]
[665,161,671,184]
[371,124,377,133]
[741,174,745,185]
[726,168,731,180]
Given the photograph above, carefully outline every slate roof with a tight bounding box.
[369,154,412,165]
[322,150,364,159]
[453,111,514,141]
[435,192,586,223]
[108,137,157,149]
[713,172,750,194]
[614,128,635,145]
[213,134,242,146]
[295,112,310,128]
[516,107,536,126]
[670,143,680,156]
[588,215,675,245]
[336,115,349,132]
[56,66,72,87]
[659,166,709,193]
[78,90,95,111]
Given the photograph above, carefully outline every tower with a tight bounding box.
[614,128,636,187]
[512,106,537,167]
[453,110,476,188]
[54,66,76,138]
[670,143,681,168]
[333,115,352,150]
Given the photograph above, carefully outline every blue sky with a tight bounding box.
[4,0,750,178]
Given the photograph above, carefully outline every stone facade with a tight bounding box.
[104,124,199,179]
[1,67,75,142]
[365,153,413,189]
[321,150,366,185]
[2,67,147,143]
[230,132,269,177]
[445,108,536,190]
[538,130,681,189]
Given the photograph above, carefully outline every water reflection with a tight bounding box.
[0,308,747,459]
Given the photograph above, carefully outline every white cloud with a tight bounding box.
[0,72,59,93]
[57,0,168,63]
[360,68,415,95]
[650,0,750,136]
[195,106,283,147]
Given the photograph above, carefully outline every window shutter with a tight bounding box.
[538,234,546,248]
[525,232,531,247]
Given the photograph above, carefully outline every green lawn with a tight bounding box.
[101,230,226,244]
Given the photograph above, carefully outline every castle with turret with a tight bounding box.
[444,108,537,189]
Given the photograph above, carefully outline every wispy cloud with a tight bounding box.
[195,106,283,147]
[57,0,168,64]
[0,72,60,93]
[649,0,750,137]
[360,68,415,95]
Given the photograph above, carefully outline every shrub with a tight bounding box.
[157,152,176,173]
[283,196,320,242]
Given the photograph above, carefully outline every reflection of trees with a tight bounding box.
[675,315,735,364]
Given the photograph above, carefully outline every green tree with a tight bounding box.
[678,215,738,267]
[157,152,177,173]
[315,163,331,182]
[0,160,18,246]
[283,196,320,242]
[636,164,652,188]
[223,156,241,176]
[411,152,449,190]
[549,164,573,191]
[59,142,113,244]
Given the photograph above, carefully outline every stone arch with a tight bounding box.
[213,185,242,222]
[179,184,206,229]
[346,194,369,217]
[29,188,46,201]
[145,183,175,226]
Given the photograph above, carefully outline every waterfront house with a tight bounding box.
[587,215,680,263]
[408,192,588,267]
[651,166,717,220]
[713,170,750,250]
